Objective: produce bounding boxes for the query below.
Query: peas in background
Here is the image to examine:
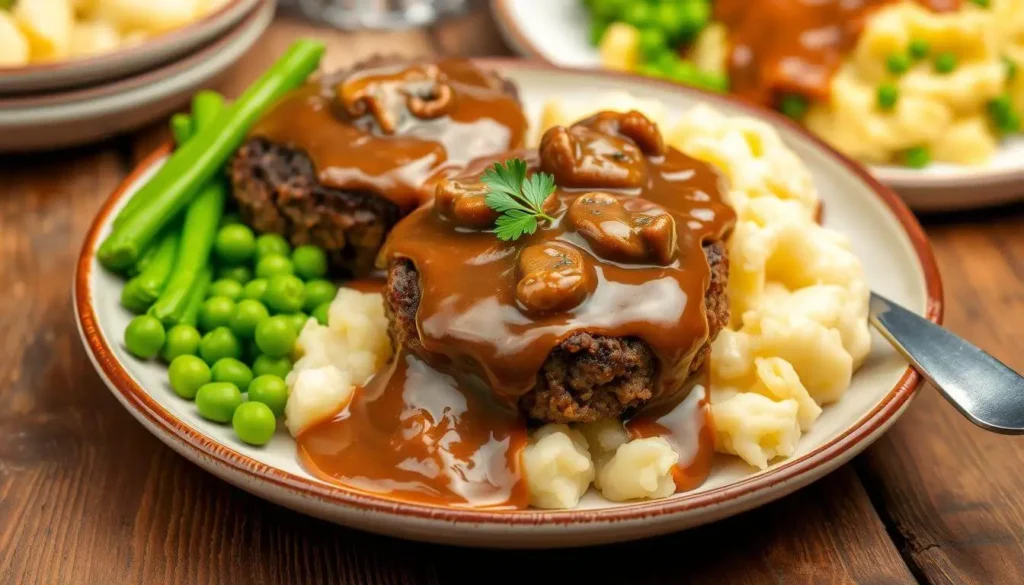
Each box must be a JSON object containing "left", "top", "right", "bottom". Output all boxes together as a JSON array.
[
  {"left": 211, "top": 358, "right": 254, "bottom": 392},
  {"left": 679, "top": 0, "right": 710, "bottom": 40},
  {"left": 253, "top": 355, "right": 292, "bottom": 379},
  {"left": 207, "top": 278, "right": 243, "bottom": 301},
  {"left": 264, "top": 275, "right": 307, "bottom": 314},
  {"left": 886, "top": 53, "right": 910, "bottom": 75},
  {"left": 969, "top": 0, "right": 990, "bottom": 7},
  {"left": 242, "top": 278, "right": 269, "bottom": 301},
  {"left": 168, "top": 355, "right": 211, "bottom": 400},
  {"left": 904, "top": 146, "right": 931, "bottom": 169},
  {"left": 199, "top": 327, "right": 242, "bottom": 365},
  {"left": 933, "top": 52, "right": 957, "bottom": 74},
  {"left": 255, "top": 233, "right": 291, "bottom": 261},
  {"left": 877, "top": 84, "right": 899, "bottom": 111},
  {"left": 292, "top": 245, "right": 329, "bottom": 280},
  {"left": 248, "top": 375, "right": 289, "bottom": 416},
  {"left": 162, "top": 324, "right": 201, "bottom": 362},
  {"left": 908, "top": 39, "right": 930, "bottom": 60},
  {"left": 218, "top": 265, "right": 253, "bottom": 284},
  {"left": 655, "top": 2, "right": 686, "bottom": 42},
  {"left": 256, "top": 254, "right": 294, "bottom": 279},
  {"left": 588, "top": 16, "right": 610, "bottom": 46},
  {"left": 232, "top": 402, "right": 277, "bottom": 446},
  {"left": 125, "top": 315, "right": 166, "bottom": 360},
  {"left": 1004, "top": 57, "right": 1017, "bottom": 81},
  {"left": 254, "top": 316, "right": 298, "bottom": 358},
  {"left": 779, "top": 94, "right": 809, "bottom": 121},
  {"left": 199, "top": 296, "right": 236, "bottom": 332},
  {"left": 230, "top": 299, "right": 271, "bottom": 339},
  {"left": 214, "top": 224, "right": 256, "bottom": 265},
  {"left": 638, "top": 27, "right": 669, "bottom": 62},
  {"left": 590, "top": 0, "right": 628, "bottom": 20},
  {"left": 312, "top": 302, "right": 331, "bottom": 326},
  {"left": 196, "top": 382, "right": 243, "bottom": 423},
  {"left": 622, "top": 2, "right": 654, "bottom": 28}
]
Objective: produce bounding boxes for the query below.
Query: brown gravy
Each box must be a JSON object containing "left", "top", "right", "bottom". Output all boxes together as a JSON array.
[
  {"left": 249, "top": 59, "right": 527, "bottom": 211},
  {"left": 297, "top": 108, "right": 735, "bottom": 508},
  {"left": 716, "top": 0, "right": 961, "bottom": 106}
]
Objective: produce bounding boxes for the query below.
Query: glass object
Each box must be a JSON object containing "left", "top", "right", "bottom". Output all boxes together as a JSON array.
[{"left": 295, "top": 0, "right": 468, "bottom": 29}]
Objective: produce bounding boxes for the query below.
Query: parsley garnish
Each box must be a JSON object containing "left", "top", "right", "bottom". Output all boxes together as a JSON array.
[{"left": 482, "top": 158, "right": 556, "bottom": 242}]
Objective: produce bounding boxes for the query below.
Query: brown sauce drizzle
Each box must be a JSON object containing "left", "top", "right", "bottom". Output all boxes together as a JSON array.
[
  {"left": 249, "top": 59, "right": 527, "bottom": 211},
  {"left": 715, "top": 0, "right": 961, "bottom": 106},
  {"left": 298, "top": 110, "right": 735, "bottom": 508}
]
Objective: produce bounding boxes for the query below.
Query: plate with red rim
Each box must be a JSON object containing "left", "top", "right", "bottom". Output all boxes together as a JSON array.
[
  {"left": 490, "top": 0, "right": 1024, "bottom": 213},
  {"left": 74, "top": 59, "right": 942, "bottom": 548},
  {"left": 0, "top": 0, "right": 261, "bottom": 95}
]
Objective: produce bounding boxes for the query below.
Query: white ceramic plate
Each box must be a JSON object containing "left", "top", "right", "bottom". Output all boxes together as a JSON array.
[
  {"left": 75, "top": 60, "right": 943, "bottom": 549},
  {"left": 0, "top": 0, "right": 260, "bottom": 94},
  {"left": 491, "top": 0, "right": 1024, "bottom": 212},
  {"left": 0, "top": 1, "right": 274, "bottom": 153}
]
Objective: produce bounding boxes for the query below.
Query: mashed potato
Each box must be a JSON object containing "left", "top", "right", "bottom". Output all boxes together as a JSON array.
[{"left": 538, "top": 95, "right": 871, "bottom": 475}]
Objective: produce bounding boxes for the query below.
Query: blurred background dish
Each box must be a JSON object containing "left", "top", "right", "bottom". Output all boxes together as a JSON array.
[
  {"left": 491, "top": 0, "right": 1024, "bottom": 211},
  {"left": 0, "top": 0, "right": 259, "bottom": 94},
  {"left": 0, "top": 0, "right": 273, "bottom": 152},
  {"left": 294, "top": 0, "right": 466, "bottom": 29}
]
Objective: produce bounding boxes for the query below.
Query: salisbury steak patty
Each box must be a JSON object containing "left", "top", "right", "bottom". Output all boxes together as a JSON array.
[
  {"left": 230, "top": 138, "right": 401, "bottom": 276},
  {"left": 385, "top": 241, "right": 729, "bottom": 424}
]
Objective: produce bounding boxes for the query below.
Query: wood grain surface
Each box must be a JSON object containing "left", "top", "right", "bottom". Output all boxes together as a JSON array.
[{"left": 0, "top": 5, "right": 1021, "bottom": 584}]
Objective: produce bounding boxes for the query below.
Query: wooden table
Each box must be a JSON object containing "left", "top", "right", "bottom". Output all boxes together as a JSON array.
[{"left": 3, "top": 8, "right": 1023, "bottom": 584}]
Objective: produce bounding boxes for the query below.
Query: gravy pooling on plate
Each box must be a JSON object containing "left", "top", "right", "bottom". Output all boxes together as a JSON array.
[
  {"left": 297, "top": 109, "right": 736, "bottom": 508},
  {"left": 716, "top": 0, "right": 961, "bottom": 106},
  {"left": 248, "top": 58, "right": 528, "bottom": 212}
]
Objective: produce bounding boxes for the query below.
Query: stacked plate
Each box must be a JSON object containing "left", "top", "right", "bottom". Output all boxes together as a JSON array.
[{"left": 0, "top": 0, "right": 274, "bottom": 152}]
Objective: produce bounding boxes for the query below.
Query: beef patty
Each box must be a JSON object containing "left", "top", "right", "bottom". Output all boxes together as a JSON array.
[
  {"left": 384, "top": 241, "right": 730, "bottom": 424},
  {"left": 228, "top": 58, "right": 522, "bottom": 276}
]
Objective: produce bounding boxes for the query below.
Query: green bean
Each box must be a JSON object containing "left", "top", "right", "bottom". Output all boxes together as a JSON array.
[
  {"left": 170, "top": 114, "right": 194, "bottom": 146},
  {"left": 178, "top": 267, "right": 213, "bottom": 328},
  {"left": 147, "top": 94, "right": 227, "bottom": 326},
  {"left": 125, "top": 240, "right": 158, "bottom": 278},
  {"left": 96, "top": 40, "right": 327, "bottom": 271},
  {"left": 120, "top": 230, "right": 179, "bottom": 314}
]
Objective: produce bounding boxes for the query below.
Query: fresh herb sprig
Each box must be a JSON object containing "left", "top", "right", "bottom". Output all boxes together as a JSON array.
[{"left": 482, "top": 158, "right": 557, "bottom": 242}]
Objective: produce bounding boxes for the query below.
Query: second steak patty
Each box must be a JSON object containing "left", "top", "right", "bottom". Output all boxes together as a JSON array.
[{"left": 384, "top": 241, "right": 730, "bottom": 424}]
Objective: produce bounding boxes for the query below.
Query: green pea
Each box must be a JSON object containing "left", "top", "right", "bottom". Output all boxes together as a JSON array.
[
  {"left": 1004, "top": 56, "right": 1017, "bottom": 81},
  {"left": 655, "top": 2, "right": 686, "bottom": 42},
  {"left": 591, "top": 0, "right": 628, "bottom": 20},
  {"left": 211, "top": 358, "right": 254, "bottom": 392},
  {"left": 311, "top": 302, "right": 330, "bottom": 326},
  {"left": 886, "top": 53, "right": 910, "bottom": 75},
  {"left": 254, "top": 316, "right": 298, "bottom": 358},
  {"left": 988, "top": 94, "right": 1013, "bottom": 124},
  {"left": 218, "top": 265, "right": 253, "bottom": 284},
  {"left": 214, "top": 224, "right": 256, "bottom": 265},
  {"left": 255, "top": 233, "right": 291, "bottom": 261},
  {"left": 933, "top": 52, "right": 957, "bottom": 74},
  {"left": 969, "top": 0, "right": 990, "bottom": 7},
  {"left": 908, "top": 39, "right": 930, "bottom": 60},
  {"left": 161, "top": 324, "right": 201, "bottom": 362},
  {"left": 241, "top": 278, "right": 269, "bottom": 301},
  {"left": 588, "top": 16, "right": 610, "bottom": 46},
  {"left": 638, "top": 27, "right": 668, "bottom": 62},
  {"left": 255, "top": 254, "right": 294, "bottom": 279},
  {"left": 230, "top": 299, "right": 270, "bottom": 339},
  {"left": 199, "top": 296, "right": 236, "bottom": 332},
  {"left": 904, "top": 146, "right": 931, "bottom": 169},
  {"left": 124, "top": 315, "right": 166, "bottom": 359},
  {"left": 168, "top": 355, "right": 211, "bottom": 400},
  {"left": 679, "top": 0, "right": 710, "bottom": 38},
  {"left": 303, "top": 280, "right": 337, "bottom": 312},
  {"left": 622, "top": 2, "right": 654, "bottom": 27},
  {"left": 877, "top": 84, "right": 899, "bottom": 110},
  {"left": 779, "top": 94, "right": 809, "bottom": 121},
  {"left": 285, "top": 313, "right": 310, "bottom": 334},
  {"left": 248, "top": 375, "right": 288, "bottom": 416},
  {"left": 232, "top": 402, "right": 277, "bottom": 446},
  {"left": 196, "top": 382, "right": 243, "bottom": 423},
  {"left": 207, "top": 279, "right": 244, "bottom": 301},
  {"left": 252, "top": 354, "right": 292, "bottom": 379},
  {"left": 264, "top": 274, "right": 306, "bottom": 314},
  {"left": 292, "top": 245, "right": 329, "bottom": 280},
  {"left": 199, "top": 327, "right": 242, "bottom": 365}
]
